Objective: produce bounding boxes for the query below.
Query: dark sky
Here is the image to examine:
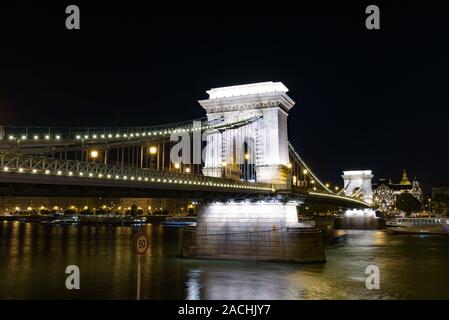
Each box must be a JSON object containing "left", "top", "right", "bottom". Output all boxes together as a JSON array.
[{"left": 0, "top": 2, "right": 448, "bottom": 191}]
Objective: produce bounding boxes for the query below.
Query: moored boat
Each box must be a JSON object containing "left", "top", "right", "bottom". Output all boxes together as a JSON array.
[
  {"left": 161, "top": 216, "right": 196, "bottom": 227},
  {"left": 386, "top": 217, "right": 449, "bottom": 235}
]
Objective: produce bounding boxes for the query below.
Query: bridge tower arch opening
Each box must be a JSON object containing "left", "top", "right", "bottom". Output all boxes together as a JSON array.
[{"left": 199, "top": 81, "right": 295, "bottom": 185}]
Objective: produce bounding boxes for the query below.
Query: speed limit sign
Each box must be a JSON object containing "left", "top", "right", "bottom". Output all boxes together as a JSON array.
[{"left": 133, "top": 232, "right": 149, "bottom": 256}]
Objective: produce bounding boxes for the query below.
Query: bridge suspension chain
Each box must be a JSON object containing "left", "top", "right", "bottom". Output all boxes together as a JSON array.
[
  {"left": 288, "top": 141, "right": 333, "bottom": 194},
  {"left": 1, "top": 115, "right": 263, "bottom": 146}
]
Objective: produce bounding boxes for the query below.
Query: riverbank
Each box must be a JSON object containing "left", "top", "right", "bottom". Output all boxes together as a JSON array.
[{"left": 0, "top": 213, "right": 170, "bottom": 225}]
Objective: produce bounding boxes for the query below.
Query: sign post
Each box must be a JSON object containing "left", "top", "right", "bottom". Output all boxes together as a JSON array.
[{"left": 133, "top": 231, "right": 149, "bottom": 300}]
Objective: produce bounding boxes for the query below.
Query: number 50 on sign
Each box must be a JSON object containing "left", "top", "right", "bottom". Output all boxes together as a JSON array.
[{"left": 134, "top": 232, "right": 149, "bottom": 255}]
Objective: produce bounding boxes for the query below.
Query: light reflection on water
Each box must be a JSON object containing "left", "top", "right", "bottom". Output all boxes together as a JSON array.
[{"left": 1, "top": 222, "right": 449, "bottom": 299}]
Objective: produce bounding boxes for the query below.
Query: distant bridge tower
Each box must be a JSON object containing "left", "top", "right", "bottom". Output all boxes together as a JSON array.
[
  {"left": 198, "top": 81, "right": 295, "bottom": 185},
  {"left": 341, "top": 170, "right": 374, "bottom": 204}
]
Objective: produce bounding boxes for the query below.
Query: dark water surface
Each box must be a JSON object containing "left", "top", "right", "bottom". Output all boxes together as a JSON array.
[{"left": 1, "top": 221, "right": 449, "bottom": 299}]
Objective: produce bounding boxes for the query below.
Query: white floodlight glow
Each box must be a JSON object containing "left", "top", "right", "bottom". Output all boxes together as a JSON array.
[{"left": 207, "top": 81, "right": 288, "bottom": 99}]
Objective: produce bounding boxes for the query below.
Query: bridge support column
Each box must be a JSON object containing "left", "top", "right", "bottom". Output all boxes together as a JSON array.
[{"left": 181, "top": 200, "right": 326, "bottom": 263}]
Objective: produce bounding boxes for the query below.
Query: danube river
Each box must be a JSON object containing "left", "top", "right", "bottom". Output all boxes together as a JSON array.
[{"left": 1, "top": 221, "right": 449, "bottom": 299}]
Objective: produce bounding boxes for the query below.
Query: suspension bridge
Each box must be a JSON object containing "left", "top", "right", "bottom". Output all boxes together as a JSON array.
[
  {"left": 0, "top": 81, "right": 372, "bottom": 262},
  {"left": 0, "top": 82, "right": 369, "bottom": 207}
]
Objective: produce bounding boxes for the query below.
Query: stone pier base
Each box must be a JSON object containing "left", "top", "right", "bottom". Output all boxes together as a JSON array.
[{"left": 181, "top": 201, "right": 326, "bottom": 263}]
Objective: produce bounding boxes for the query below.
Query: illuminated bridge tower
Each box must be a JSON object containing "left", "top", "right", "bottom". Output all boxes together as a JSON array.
[
  {"left": 198, "top": 81, "right": 294, "bottom": 185},
  {"left": 182, "top": 82, "right": 325, "bottom": 263},
  {"left": 342, "top": 170, "right": 374, "bottom": 204},
  {"left": 339, "top": 170, "right": 380, "bottom": 230}
]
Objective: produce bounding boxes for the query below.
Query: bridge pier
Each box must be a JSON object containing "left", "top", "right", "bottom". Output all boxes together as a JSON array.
[
  {"left": 336, "top": 208, "right": 385, "bottom": 229},
  {"left": 181, "top": 200, "right": 326, "bottom": 263}
]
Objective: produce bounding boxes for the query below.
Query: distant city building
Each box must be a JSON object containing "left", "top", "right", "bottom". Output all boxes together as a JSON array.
[{"left": 372, "top": 170, "right": 423, "bottom": 211}]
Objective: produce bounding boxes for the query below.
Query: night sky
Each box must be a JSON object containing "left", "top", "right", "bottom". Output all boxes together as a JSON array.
[{"left": 0, "top": 2, "right": 448, "bottom": 191}]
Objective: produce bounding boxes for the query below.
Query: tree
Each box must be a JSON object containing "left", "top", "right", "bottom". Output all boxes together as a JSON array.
[
  {"left": 396, "top": 193, "right": 421, "bottom": 215},
  {"left": 431, "top": 193, "right": 449, "bottom": 216}
]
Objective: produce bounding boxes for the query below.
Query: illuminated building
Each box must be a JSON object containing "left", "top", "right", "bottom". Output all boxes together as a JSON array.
[{"left": 372, "top": 170, "right": 423, "bottom": 211}]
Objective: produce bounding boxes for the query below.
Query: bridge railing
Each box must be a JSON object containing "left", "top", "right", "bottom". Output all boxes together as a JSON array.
[{"left": 0, "top": 152, "right": 273, "bottom": 192}]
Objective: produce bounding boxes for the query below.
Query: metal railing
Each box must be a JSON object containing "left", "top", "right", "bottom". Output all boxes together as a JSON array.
[{"left": 0, "top": 152, "right": 273, "bottom": 192}]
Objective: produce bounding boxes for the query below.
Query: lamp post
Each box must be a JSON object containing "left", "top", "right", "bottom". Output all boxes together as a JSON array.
[
  {"left": 149, "top": 146, "right": 158, "bottom": 170},
  {"left": 90, "top": 150, "right": 98, "bottom": 163},
  {"left": 221, "top": 161, "right": 227, "bottom": 177},
  {"left": 244, "top": 153, "right": 251, "bottom": 181},
  {"left": 302, "top": 169, "right": 308, "bottom": 187}
]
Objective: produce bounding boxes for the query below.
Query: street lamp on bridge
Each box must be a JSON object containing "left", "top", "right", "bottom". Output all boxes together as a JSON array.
[
  {"left": 90, "top": 150, "right": 98, "bottom": 162},
  {"left": 149, "top": 146, "right": 157, "bottom": 155},
  {"left": 149, "top": 146, "right": 158, "bottom": 170}
]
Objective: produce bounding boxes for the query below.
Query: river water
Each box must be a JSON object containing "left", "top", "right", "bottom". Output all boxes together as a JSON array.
[{"left": 1, "top": 221, "right": 449, "bottom": 299}]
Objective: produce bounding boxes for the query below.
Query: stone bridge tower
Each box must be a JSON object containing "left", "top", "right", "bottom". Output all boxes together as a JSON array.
[
  {"left": 198, "top": 81, "right": 295, "bottom": 185},
  {"left": 341, "top": 170, "right": 374, "bottom": 204}
]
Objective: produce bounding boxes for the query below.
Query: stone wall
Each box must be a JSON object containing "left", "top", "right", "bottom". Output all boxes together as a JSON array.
[{"left": 181, "top": 201, "right": 326, "bottom": 263}]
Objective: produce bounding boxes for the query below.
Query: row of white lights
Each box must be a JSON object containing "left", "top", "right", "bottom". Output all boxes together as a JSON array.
[
  {"left": 9, "top": 134, "right": 62, "bottom": 141},
  {"left": 309, "top": 191, "right": 370, "bottom": 206},
  {"left": 1, "top": 166, "right": 270, "bottom": 191},
  {"left": 6, "top": 117, "right": 258, "bottom": 142}
]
